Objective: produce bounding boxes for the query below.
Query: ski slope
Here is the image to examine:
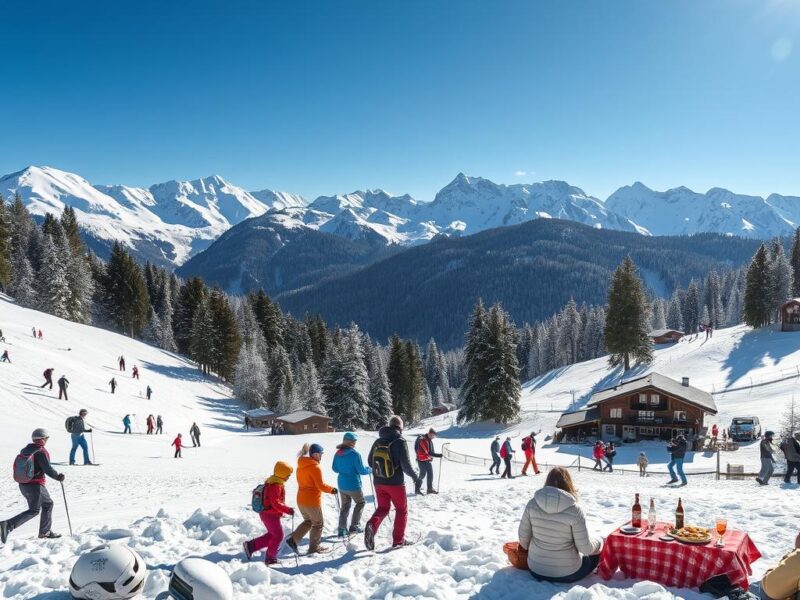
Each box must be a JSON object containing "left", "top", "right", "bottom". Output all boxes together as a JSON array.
[{"left": 1, "top": 297, "right": 799, "bottom": 599}]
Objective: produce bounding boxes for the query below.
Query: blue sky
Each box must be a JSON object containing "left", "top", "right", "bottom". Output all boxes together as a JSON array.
[{"left": 2, "top": 0, "right": 800, "bottom": 200}]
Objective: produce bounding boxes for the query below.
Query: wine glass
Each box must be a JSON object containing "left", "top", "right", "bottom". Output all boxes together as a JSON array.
[{"left": 715, "top": 518, "right": 727, "bottom": 547}]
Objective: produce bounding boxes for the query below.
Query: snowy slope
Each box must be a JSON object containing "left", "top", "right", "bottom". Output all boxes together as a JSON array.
[
  {"left": 606, "top": 182, "right": 797, "bottom": 238},
  {"left": 0, "top": 298, "right": 798, "bottom": 599}
]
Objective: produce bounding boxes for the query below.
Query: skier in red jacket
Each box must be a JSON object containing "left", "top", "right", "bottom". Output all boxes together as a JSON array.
[
  {"left": 172, "top": 434, "right": 183, "bottom": 458},
  {"left": 243, "top": 461, "right": 294, "bottom": 564},
  {"left": 592, "top": 441, "right": 606, "bottom": 470},
  {"left": 521, "top": 432, "right": 541, "bottom": 475}
]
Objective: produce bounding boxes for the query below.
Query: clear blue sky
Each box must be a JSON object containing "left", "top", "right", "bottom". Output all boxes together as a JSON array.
[{"left": 2, "top": 0, "right": 800, "bottom": 200}]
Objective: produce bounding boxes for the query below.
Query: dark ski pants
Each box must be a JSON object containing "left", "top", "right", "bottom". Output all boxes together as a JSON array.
[
  {"left": 338, "top": 489, "right": 366, "bottom": 531},
  {"left": 785, "top": 461, "right": 800, "bottom": 484},
  {"left": 490, "top": 455, "right": 501, "bottom": 474},
  {"left": 41, "top": 379, "right": 52, "bottom": 389},
  {"left": 530, "top": 554, "right": 600, "bottom": 583},
  {"left": 69, "top": 434, "right": 90, "bottom": 464},
  {"left": 367, "top": 484, "right": 408, "bottom": 546},
  {"left": 156, "top": 425, "right": 162, "bottom": 434},
  {"left": 174, "top": 448, "right": 182, "bottom": 458},
  {"left": 248, "top": 512, "right": 283, "bottom": 561},
  {"left": 58, "top": 386, "right": 68, "bottom": 400},
  {"left": 191, "top": 434, "right": 200, "bottom": 447},
  {"left": 417, "top": 460, "right": 434, "bottom": 492},
  {"left": 501, "top": 456, "right": 513, "bottom": 478},
  {"left": 8, "top": 483, "right": 53, "bottom": 536},
  {"left": 123, "top": 425, "right": 132, "bottom": 434}
]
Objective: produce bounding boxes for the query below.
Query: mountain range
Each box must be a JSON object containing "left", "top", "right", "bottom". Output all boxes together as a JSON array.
[{"left": 4, "top": 165, "right": 800, "bottom": 270}]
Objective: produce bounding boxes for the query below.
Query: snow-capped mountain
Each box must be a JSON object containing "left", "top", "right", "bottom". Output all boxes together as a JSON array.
[{"left": 606, "top": 182, "right": 797, "bottom": 238}]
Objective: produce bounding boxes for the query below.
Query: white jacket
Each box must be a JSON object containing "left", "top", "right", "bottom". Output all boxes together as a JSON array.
[{"left": 518, "top": 486, "right": 602, "bottom": 578}]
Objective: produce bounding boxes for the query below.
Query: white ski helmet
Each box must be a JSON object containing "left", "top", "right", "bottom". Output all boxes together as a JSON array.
[
  {"left": 69, "top": 544, "right": 146, "bottom": 599},
  {"left": 168, "top": 558, "right": 232, "bottom": 600}
]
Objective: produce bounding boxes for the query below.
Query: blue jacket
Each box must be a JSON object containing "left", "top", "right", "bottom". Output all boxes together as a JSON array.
[
  {"left": 332, "top": 445, "right": 371, "bottom": 492},
  {"left": 123, "top": 416, "right": 131, "bottom": 426}
]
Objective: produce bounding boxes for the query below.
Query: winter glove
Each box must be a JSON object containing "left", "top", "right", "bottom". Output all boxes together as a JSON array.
[
  {"left": 330, "top": 488, "right": 338, "bottom": 495},
  {"left": 288, "top": 508, "right": 295, "bottom": 516},
  {"left": 57, "top": 473, "right": 65, "bottom": 481}
]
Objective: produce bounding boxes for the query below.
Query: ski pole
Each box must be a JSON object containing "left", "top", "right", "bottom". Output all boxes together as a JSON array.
[
  {"left": 291, "top": 513, "right": 299, "bottom": 567},
  {"left": 89, "top": 430, "right": 96, "bottom": 464},
  {"left": 369, "top": 474, "right": 377, "bottom": 509},
  {"left": 437, "top": 443, "right": 448, "bottom": 492},
  {"left": 60, "top": 481, "right": 73, "bottom": 536}
]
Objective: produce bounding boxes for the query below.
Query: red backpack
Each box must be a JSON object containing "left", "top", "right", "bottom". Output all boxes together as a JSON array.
[
  {"left": 500, "top": 443, "right": 508, "bottom": 459},
  {"left": 12, "top": 449, "right": 40, "bottom": 483}
]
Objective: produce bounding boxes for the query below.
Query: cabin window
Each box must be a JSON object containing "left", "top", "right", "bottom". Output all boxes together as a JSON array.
[
  {"left": 639, "top": 393, "right": 647, "bottom": 404},
  {"left": 674, "top": 411, "right": 687, "bottom": 422},
  {"left": 610, "top": 408, "right": 622, "bottom": 419},
  {"left": 304, "top": 424, "right": 308, "bottom": 431},
  {"left": 650, "top": 394, "right": 660, "bottom": 405},
  {"left": 639, "top": 427, "right": 654, "bottom": 435},
  {"left": 638, "top": 410, "right": 655, "bottom": 421},
  {"left": 313, "top": 423, "right": 319, "bottom": 430}
]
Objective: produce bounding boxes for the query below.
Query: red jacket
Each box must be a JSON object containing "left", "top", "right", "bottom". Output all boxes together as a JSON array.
[
  {"left": 172, "top": 436, "right": 182, "bottom": 449},
  {"left": 522, "top": 436, "right": 534, "bottom": 458},
  {"left": 263, "top": 482, "right": 293, "bottom": 517},
  {"left": 593, "top": 444, "right": 605, "bottom": 460}
]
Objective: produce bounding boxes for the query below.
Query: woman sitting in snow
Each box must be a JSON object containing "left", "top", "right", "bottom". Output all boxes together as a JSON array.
[{"left": 518, "top": 466, "right": 603, "bottom": 583}]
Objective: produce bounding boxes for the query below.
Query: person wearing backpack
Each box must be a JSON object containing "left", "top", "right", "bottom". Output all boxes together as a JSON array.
[
  {"left": 68, "top": 409, "right": 93, "bottom": 466},
  {"left": 414, "top": 428, "right": 442, "bottom": 495},
  {"left": 364, "top": 415, "right": 422, "bottom": 551},
  {"left": 122, "top": 414, "right": 132, "bottom": 434},
  {"left": 156, "top": 415, "right": 163, "bottom": 435},
  {"left": 1, "top": 428, "right": 65, "bottom": 543},
  {"left": 490, "top": 436, "right": 502, "bottom": 475},
  {"left": 57, "top": 375, "right": 69, "bottom": 400},
  {"left": 146, "top": 415, "right": 155, "bottom": 435},
  {"left": 286, "top": 443, "right": 337, "bottom": 555},
  {"left": 332, "top": 432, "right": 372, "bottom": 537},
  {"left": 41, "top": 368, "right": 54, "bottom": 389},
  {"left": 603, "top": 441, "right": 617, "bottom": 472},
  {"left": 1, "top": 349, "right": 10, "bottom": 363},
  {"left": 521, "top": 432, "right": 541, "bottom": 476},
  {"left": 108, "top": 377, "right": 117, "bottom": 394},
  {"left": 190, "top": 422, "right": 201, "bottom": 446},
  {"left": 243, "top": 461, "right": 294, "bottom": 565},
  {"left": 500, "top": 437, "right": 515, "bottom": 479}
]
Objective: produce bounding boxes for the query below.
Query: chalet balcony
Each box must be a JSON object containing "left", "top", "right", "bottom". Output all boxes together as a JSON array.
[
  {"left": 635, "top": 416, "right": 688, "bottom": 426},
  {"left": 630, "top": 402, "right": 668, "bottom": 411}
]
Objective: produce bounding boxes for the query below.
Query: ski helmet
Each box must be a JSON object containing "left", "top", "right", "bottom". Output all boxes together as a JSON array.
[
  {"left": 69, "top": 544, "right": 146, "bottom": 599},
  {"left": 168, "top": 558, "right": 232, "bottom": 600},
  {"left": 31, "top": 428, "right": 49, "bottom": 440}
]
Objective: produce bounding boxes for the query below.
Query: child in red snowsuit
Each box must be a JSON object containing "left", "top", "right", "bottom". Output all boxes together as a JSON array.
[
  {"left": 244, "top": 461, "right": 294, "bottom": 564},
  {"left": 172, "top": 434, "right": 183, "bottom": 458}
]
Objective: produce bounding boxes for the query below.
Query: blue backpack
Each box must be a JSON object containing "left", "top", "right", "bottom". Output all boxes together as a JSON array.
[
  {"left": 12, "top": 449, "right": 40, "bottom": 483},
  {"left": 251, "top": 484, "right": 266, "bottom": 512}
]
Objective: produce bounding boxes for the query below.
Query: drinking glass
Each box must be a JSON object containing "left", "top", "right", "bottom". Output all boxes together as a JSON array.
[{"left": 715, "top": 518, "right": 727, "bottom": 547}]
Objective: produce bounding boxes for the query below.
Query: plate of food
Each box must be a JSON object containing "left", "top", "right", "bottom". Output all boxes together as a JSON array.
[
  {"left": 620, "top": 526, "right": 642, "bottom": 535},
  {"left": 670, "top": 526, "right": 712, "bottom": 544}
]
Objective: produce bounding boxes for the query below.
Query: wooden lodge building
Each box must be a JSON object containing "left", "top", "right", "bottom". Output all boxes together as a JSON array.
[
  {"left": 780, "top": 298, "right": 800, "bottom": 332},
  {"left": 274, "top": 410, "right": 334, "bottom": 435},
  {"left": 649, "top": 328, "right": 684, "bottom": 344},
  {"left": 556, "top": 373, "right": 717, "bottom": 443}
]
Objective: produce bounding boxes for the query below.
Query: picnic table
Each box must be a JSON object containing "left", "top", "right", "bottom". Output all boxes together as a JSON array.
[{"left": 598, "top": 522, "right": 761, "bottom": 589}]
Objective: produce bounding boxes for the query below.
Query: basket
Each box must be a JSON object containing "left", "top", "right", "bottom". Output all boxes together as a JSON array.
[{"left": 503, "top": 541, "right": 528, "bottom": 570}]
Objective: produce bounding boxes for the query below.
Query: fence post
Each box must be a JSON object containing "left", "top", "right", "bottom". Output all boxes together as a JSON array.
[
  {"left": 716, "top": 448, "right": 720, "bottom": 481},
  {"left": 578, "top": 455, "right": 581, "bottom": 472}
]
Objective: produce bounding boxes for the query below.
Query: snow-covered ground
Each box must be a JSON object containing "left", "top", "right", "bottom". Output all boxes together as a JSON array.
[{"left": 1, "top": 297, "right": 799, "bottom": 599}]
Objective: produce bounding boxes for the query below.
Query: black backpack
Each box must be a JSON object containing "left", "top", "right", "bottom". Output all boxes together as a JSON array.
[{"left": 65, "top": 416, "right": 78, "bottom": 433}]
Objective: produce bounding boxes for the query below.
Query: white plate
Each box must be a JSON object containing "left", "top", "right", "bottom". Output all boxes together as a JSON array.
[{"left": 620, "top": 526, "right": 642, "bottom": 535}]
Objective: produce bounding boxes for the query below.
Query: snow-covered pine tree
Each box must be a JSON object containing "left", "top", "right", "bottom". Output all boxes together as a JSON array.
[
  {"left": 322, "top": 324, "right": 369, "bottom": 430},
  {"left": 0, "top": 194, "right": 11, "bottom": 288},
  {"left": 102, "top": 242, "right": 150, "bottom": 337},
  {"left": 791, "top": 228, "right": 800, "bottom": 298},
  {"left": 605, "top": 256, "right": 653, "bottom": 371},
  {"left": 154, "top": 276, "right": 177, "bottom": 352},
  {"left": 743, "top": 244, "right": 772, "bottom": 328},
  {"left": 9, "top": 245, "right": 36, "bottom": 307},
  {"left": 65, "top": 244, "right": 94, "bottom": 324},
  {"left": 386, "top": 335, "right": 408, "bottom": 417},
  {"left": 249, "top": 289, "right": 284, "bottom": 350},
  {"left": 235, "top": 299, "right": 268, "bottom": 356},
  {"left": 780, "top": 397, "right": 800, "bottom": 440},
  {"left": 700, "top": 305, "right": 710, "bottom": 329},
  {"left": 297, "top": 360, "right": 326, "bottom": 415},
  {"left": 768, "top": 239, "right": 793, "bottom": 315},
  {"left": 683, "top": 281, "right": 701, "bottom": 335},
  {"left": 724, "top": 286, "right": 742, "bottom": 326},
  {"left": 458, "top": 299, "right": 489, "bottom": 423},
  {"left": 366, "top": 347, "right": 393, "bottom": 429},
  {"left": 36, "top": 234, "right": 72, "bottom": 319},
  {"left": 480, "top": 303, "right": 521, "bottom": 423},
  {"left": 704, "top": 271, "right": 724, "bottom": 328},
  {"left": 233, "top": 342, "right": 269, "bottom": 409},
  {"left": 267, "top": 345, "right": 294, "bottom": 411},
  {"left": 650, "top": 299, "right": 667, "bottom": 331},
  {"left": 305, "top": 314, "right": 329, "bottom": 370},
  {"left": 190, "top": 297, "right": 216, "bottom": 375},
  {"left": 420, "top": 383, "right": 433, "bottom": 420},
  {"left": 666, "top": 291, "right": 684, "bottom": 330},
  {"left": 207, "top": 289, "right": 241, "bottom": 381},
  {"left": 558, "top": 299, "right": 581, "bottom": 364},
  {"left": 174, "top": 277, "right": 207, "bottom": 355},
  {"left": 144, "top": 306, "right": 163, "bottom": 346},
  {"left": 277, "top": 384, "right": 301, "bottom": 416}
]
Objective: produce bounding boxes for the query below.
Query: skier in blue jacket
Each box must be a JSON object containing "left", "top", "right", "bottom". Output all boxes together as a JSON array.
[{"left": 331, "top": 431, "right": 372, "bottom": 537}]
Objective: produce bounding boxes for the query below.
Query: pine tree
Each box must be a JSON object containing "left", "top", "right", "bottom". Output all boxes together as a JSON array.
[
  {"left": 9, "top": 245, "right": 36, "bottom": 306},
  {"left": 482, "top": 303, "right": 521, "bottom": 423},
  {"left": 174, "top": 278, "right": 207, "bottom": 354},
  {"left": 558, "top": 299, "right": 582, "bottom": 364},
  {"left": 650, "top": 299, "right": 667, "bottom": 331},
  {"left": 102, "top": 242, "right": 150, "bottom": 337},
  {"left": 305, "top": 315, "right": 329, "bottom": 370},
  {"left": 404, "top": 341, "right": 426, "bottom": 423},
  {"left": 743, "top": 244, "right": 772, "bottom": 328},
  {"left": 458, "top": 299, "right": 489, "bottom": 423},
  {"left": 704, "top": 271, "right": 724, "bottom": 328},
  {"left": 666, "top": 291, "right": 684, "bottom": 331},
  {"left": 60, "top": 206, "right": 83, "bottom": 256},
  {"left": 267, "top": 345, "right": 293, "bottom": 411},
  {"left": 322, "top": 324, "right": 369, "bottom": 430},
  {"left": 207, "top": 289, "right": 241, "bottom": 381},
  {"left": 297, "top": 360, "right": 325, "bottom": 414},
  {"left": 780, "top": 397, "right": 800, "bottom": 440},
  {"left": 0, "top": 195, "right": 11, "bottom": 288},
  {"left": 791, "top": 228, "right": 800, "bottom": 297},
  {"left": 386, "top": 335, "right": 407, "bottom": 417},
  {"left": 605, "top": 256, "right": 653, "bottom": 371},
  {"left": 683, "top": 281, "right": 701, "bottom": 335},
  {"left": 768, "top": 239, "right": 793, "bottom": 315},
  {"left": 65, "top": 247, "right": 94, "bottom": 324},
  {"left": 36, "top": 234, "right": 72, "bottom": 319},
  {"left": 233, "top": 342, "right": 269, "bottom": 409},
  {"left": 367, "top": 347, "right": 393, "bottom": 429},
  {"left": 249, "top": 290, "right": 284, "bottom": 349},
  {"left": 190, "top": 297, "right": 216, "bottom": 375}
]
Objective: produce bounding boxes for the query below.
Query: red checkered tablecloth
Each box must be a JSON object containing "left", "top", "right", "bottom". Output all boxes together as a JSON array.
[{"left": 598, "top": 522, "right": 762, "bottom": 589}]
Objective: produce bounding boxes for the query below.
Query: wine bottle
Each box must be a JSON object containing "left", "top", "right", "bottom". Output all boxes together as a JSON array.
[
  {"left": 675, "top": 497, "right": 684, "bottom": 530},
  {"left": 632, "top": 493, "right": 642, "bottom": 528},
  {"left": 647, "top": 497, "right": 656, "bottom": 532}
]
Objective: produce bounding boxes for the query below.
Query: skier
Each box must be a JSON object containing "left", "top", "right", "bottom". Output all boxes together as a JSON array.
[
  {"left": 190, "top": 422, "right": 201, "bottom": 447},
  {"left": 521, "top": 431, "right": 541, "bottom": 476},
  {"left": 332, "top": 432, "right": 372, "bottom": 537},
  {"left": 41, "top": 368, "right": 54, "bottom": 389},
  {"left": 490, "top": 436, "right": 501, "bottom": 475},
  {"left": 780, "top": 432, "right": 800, "bottom": 484},
  {"left": 364, "top": 415, "right": 422, "bottom": 550},
  {"left": 243, "top": 461, "right": 294, "bottom": 565},
  {"left": 68, "top": 409, "right": 93, "bottom": 465},
  {"left": 146, "top": 415, "right": 155, "bottom": 435},
  {"left": 603, "top": 441, "right": 617, "bottom": 472},
  {"left": 500, "top": 436, "right": 515, "bottom": 479},
  {"left": 146, "top": 385, "right": 152, "bottom": 400},
  {"left": 637, "top": 451, "right": 648, "bottom": 477},
  {"left": 592, "top": 441, "right": 605, "bottom": 471},
  {"left": 156, "top": 415, "right": 163, "bottom": 435},
  {"left": 31, "top": 326, "right": 36, "bottom": 338},
  {"left": 286, "top": 443, "right": 337, "bottom": 555},
  {"left": 118, "top": 355, "right": 126, "bottom": 371},
  {"left": 0, "top": 428, "right": 65, "bottom": 543},
  {"left": 414, "top": 428, "right": 442, "bottom": 494},
  {"left": 109, "top": 377, "right": 117, "bottom": 394},
  {"left": 244, "top": 415, "right": 251, "bottom": 431},
  {"left": 122, "top": 414, "right": 132, "bottom": 434},
  {"left": 172, "top": 433, "right": 183, "bottom": 458},
  {"left": 0, "top": 349, "right": 9, "bottom": 363},
  {"left": 57, "top": 375, "right": 69, "bottom": 401},
  {"left": 757, "top": 431, "right": 777, "bottom": 486},
  {"left": 37, "top": 329, "right": 42, "bottom": 340},
  {"left": 711, "top": 423, "right": 719, "bottom": 440},
  {"left": 666, "top": 434, "right": 688, "bottom": 486},
  {"left": 0, "top": 328, "right": 4, "bottom": 342},
  {"left": 132, "top": 365, "right": 139, "bottom": 380}
]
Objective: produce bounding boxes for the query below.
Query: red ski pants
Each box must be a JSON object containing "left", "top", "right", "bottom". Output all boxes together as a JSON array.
[
  {"left": 522, "top": 453, "right": 540, "bottom": 474},
  {"left": 249, "top": 513, "right": 283, "bottom": 561},
  {"left": 368, "top": 484, "right": 408, "bottom": 545}
]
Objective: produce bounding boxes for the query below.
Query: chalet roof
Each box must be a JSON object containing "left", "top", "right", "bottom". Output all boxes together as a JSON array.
[
  {"left": 243, "top": 408, "right": 275, "bottom": 418},
  {"left": 276, "top": 410, "right": 331, "bottom": 424},
  {"left": 556, "top": 407, "right": 600, "bottom": 429},
  {"left": 588, "top": 372, "right": 717, "bottom": 414},
  {"left": 781, "top": 298, "right": 800, "bottom": 306},
  {"left": 649, "top": 328, "right": 684, "bottom": 337}
]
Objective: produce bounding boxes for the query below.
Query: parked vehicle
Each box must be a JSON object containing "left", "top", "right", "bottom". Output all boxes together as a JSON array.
[{"left": 729, "top": 417, "right": 762, "bottom": 441}]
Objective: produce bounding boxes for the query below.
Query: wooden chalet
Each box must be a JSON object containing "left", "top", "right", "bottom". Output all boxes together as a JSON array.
[
  {"left": 273, "top": 410, "right": 333, "bottom": 435},
  {"left": 780, "top": 298, "right": 800, "bottom": 331},
  {"left": 431, "top": 403, "right": 456, "bottom": 417},
  {"left": 243, "top": 408, "right": 276, "bottom": 429},
  {"left": 649, "top": 328, "right": 684, "bottom": 344},
  {"left": 557, "top": 373, "right": 717, "bottom": 443}
]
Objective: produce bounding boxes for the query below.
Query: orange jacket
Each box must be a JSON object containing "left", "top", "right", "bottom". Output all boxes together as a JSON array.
[{"left": 296, "top": 455, "right": 334, "bottom": 507}]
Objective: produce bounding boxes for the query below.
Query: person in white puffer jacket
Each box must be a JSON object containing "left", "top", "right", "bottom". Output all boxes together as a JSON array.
[{"left": 518, "top": 467, "right": 603, "bottom": 583}]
